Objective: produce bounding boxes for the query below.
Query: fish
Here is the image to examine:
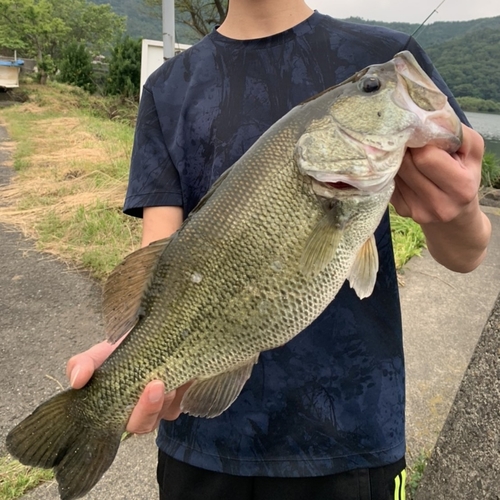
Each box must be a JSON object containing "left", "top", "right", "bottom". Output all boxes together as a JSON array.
[{"left": 6, "top": 51, "right": 462, "bottom": 500}]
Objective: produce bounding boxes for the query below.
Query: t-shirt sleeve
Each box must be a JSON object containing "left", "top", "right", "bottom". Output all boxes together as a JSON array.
[{"left": 123, "top": 87, "right": 183, "bottom": 219}]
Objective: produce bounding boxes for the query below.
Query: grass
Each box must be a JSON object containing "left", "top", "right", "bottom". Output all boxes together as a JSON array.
[
  {"left": 0, "top": 82, "right": 142, "bottom": 280},
  {"left": 406, "top": 449, "right": 431, "bottom": 499},
  {"left": 480, "top": 151, "right": 500, "bottom": 188},
  {"left": 0, "top": 456, "right": 53, "bottom": 500},
  {"left": 390, "top": 206, "right": 426, "bottom": 270}
]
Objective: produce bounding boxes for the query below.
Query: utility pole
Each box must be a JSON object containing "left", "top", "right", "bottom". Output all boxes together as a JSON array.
[{"left": 162, "top": 0, "right": 175, "bottom": 60}]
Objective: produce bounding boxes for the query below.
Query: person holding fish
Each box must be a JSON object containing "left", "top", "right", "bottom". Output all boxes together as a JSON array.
[{"left": 8, "top": 1, "right": 491, "bottom": 499}]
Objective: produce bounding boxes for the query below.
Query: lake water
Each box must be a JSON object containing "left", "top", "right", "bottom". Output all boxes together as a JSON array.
[{"left": 465, "top": 112, "right": 500, "bottom": 157}]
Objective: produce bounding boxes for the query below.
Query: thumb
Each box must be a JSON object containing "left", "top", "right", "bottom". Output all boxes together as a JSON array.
[{"left": 126, "top": 381, "right": 171, "bottom": 434}]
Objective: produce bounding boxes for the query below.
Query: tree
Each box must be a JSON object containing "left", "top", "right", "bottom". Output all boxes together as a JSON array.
[
  {"left": 0, "top": 0, "right": 69, "bottom": 61},
  {"left": 106, "top": 36, "right": 142, "bottom": 100},
  {"left": 0, "top": 0, "right": 125, "bottom": 67},
  {"left": 143, "top": 0, "right": 228, "bottom": 38},
  {"left": 50, "top": 0, "right": 126, "bottom": 56},
  {"left": 59, "top": 42, "right": 96, "bottom": 93}
]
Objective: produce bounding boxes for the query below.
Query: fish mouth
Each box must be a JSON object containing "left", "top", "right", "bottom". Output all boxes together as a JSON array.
[
  {"left": 324, "top": 181, "right": 357, "bottom": 190},
  {"left": 310, "top": 171, "right": 395, "bottom": 194},
  {"left": 392, "top": 52, "right": 463, "bottom": 152}
]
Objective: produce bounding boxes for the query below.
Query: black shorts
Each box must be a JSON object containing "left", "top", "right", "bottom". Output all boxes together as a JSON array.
[{"left": 157, "top": 450, "right": 406, "bottom": 500}]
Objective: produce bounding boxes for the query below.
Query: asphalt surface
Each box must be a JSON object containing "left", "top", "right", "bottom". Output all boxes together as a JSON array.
[{"left": 0, "top": 121, "right": 499, "bottom": 499}]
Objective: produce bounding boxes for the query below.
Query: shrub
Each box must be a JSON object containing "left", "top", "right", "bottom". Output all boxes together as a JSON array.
[
  {"left": 106, "top": 36, "right": 142, "bottom": 100},
  {"left": 59, "top": 42, "right": 96, "bottom": 93}
]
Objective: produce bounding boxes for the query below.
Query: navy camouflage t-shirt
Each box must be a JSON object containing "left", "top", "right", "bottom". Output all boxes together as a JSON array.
[{"left": 124, "top": 12, "right": 466, "bottom": 477}]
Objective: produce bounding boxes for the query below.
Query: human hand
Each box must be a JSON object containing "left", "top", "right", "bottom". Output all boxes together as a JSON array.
[
  {"left": 391, "top": 124, "right": 484, "bottom": 224},
  {"left": 391, "top": 124, "right": 490, "bottom": 272},
  {"left": 67, "top": 341, "right": 190, "bottom": 433}
]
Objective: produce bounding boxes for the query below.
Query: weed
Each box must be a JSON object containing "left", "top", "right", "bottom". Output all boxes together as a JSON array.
[
  {"left": 481, "top": 151, "right": 500, "bottom": 188},
  {"left": 389, "top": 206, "right": 426, "bottom": 270},
  {"left": 0, "top": 456, "right": 53, "bottom": 500},
  {"left": 406, "top": 449, "right": 431, "bottom": 499}
]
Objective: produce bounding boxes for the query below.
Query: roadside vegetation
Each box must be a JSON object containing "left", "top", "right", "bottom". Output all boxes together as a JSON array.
[
  {"left": 0, "top": 457, "right": 53, "bottom": 500},
  {"left": 0, "top": 82, "right": 142, "bottom": 280},
  {"left": 481, "top": 151, "right": 500, "bottom": 189},
  {"left": 406, "top": 449, "right": 432, "bottom": 500}
]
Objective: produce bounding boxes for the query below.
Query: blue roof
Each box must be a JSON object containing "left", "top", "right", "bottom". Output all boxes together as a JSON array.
[{"left": 0, "top": 60, "right": 24, "bottom": 67}]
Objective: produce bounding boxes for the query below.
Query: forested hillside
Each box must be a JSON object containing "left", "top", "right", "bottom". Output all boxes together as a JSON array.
[
  {"left": 427, "top": 28, "right": 500, "bottom": 101},
  {"left": 344, "top": 15, "right": 500, "bottom": 49},
  {"left": 90, "top": 0, "right": 199, "bottom": 44}
]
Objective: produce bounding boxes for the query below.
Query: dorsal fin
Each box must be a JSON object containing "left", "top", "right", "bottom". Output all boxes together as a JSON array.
[{"left": 103, "top": 237, "right": 171, "bottom": 343}]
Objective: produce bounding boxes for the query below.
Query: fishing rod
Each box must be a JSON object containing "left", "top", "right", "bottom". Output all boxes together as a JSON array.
[{"left": 411, "top": 0, "right": 447, "bottom": 38}]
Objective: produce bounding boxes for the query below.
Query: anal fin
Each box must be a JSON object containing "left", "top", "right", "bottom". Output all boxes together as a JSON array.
[{"left": 180, "top": 354, "right": 260, "bottom": 418}]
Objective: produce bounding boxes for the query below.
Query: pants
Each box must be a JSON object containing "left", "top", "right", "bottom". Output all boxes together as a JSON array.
[{"left": 157, "top": 450, "right": 406, "bottom": 500}]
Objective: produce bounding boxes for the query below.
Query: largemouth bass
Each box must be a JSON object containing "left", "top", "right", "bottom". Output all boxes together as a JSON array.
[{"left": 6, "top": 51, "right": 462, "bottom": 500}]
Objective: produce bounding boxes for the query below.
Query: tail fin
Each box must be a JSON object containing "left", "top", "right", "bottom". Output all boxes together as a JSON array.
[{"left": 6, "top": 389, "right": 122, "bottom": 500}]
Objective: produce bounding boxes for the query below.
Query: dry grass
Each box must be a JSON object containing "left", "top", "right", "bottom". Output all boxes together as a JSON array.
[{"left": 0, "top": 84, "right": 141, "bottom": 279}]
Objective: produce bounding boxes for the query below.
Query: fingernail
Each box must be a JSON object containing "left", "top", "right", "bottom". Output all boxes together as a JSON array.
[
  {"left": 70, "top": 366, "right": 80, "bottom": 388},
  {"left": 148, "top": 384, "right": 163, "bottom": 404}
]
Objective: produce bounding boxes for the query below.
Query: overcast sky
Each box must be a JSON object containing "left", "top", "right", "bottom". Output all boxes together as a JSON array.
[{"left": 307, "top": 0, "right": 500, "bottom": 23}]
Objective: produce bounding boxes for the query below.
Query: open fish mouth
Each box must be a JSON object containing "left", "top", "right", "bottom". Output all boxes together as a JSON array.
[
  {"left": 392, "top": 52, "right": 463, "bottom": 152},
  {"left": 325, "top": 181, "right": 357, "bottom": 190},
  {"left": 310, "top": 170, "right": 396, "bottom": 194}
]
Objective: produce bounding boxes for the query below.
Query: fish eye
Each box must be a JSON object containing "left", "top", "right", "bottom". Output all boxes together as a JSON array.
[{"left": 360, "top": 76, "right": 381, "bottom": 93}]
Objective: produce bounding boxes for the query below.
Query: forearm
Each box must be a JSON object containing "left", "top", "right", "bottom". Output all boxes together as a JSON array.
[
  {"left": 142, "top": 206, "right": 183, "bottom": 247},
  {"left": 421, "top": 197, "right": 491, "bottom": 273}
]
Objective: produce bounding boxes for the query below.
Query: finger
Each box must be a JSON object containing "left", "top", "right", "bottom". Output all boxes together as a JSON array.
[
  {"left": 126, "top": 381, "right": 170, "bottom": 434},
  {"left": 161, "top": 381, "right": 192, "bottom": 421},
  {"left": 399, "top": 147, "right": 453, "bottom": 193},
  {"left": 390, "top": 176, "right": 412, "bottom": 218},
  {"left": 66, "top": 341, "right": 116, "bottom": 389},
  {"left": 457, "top": 125, "right": 484, "bottom": 163}
]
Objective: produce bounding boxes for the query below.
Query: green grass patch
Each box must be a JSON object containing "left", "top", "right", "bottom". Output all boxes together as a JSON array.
[
  {"left": 35, "top": 201, "right": 141, "bottom": 280},
  {"left": 0, "top": 456, "right": 53, "bottom": 500},
  {"left": 390, "top": 206, "right": 426, "bottom": 270},
  {"left": 481, "top": 151, "right": 500, "bottom": 188},
  {"left": 406, "top": 449, "right": 431, "bottom": 499}
]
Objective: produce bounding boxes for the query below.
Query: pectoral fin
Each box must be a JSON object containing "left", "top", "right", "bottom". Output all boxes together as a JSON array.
[
  {"left": 180, "top": 354, "right": 260, "bottom": 418},
  {"left": 347, "top": 235, "right": 379, "bottom": 299},
  {"left": 300, "top": 215, "right": 344, "bottom": 277},
  {"left": 103, "top": 237, "right": 171, "bottom": 343}
]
